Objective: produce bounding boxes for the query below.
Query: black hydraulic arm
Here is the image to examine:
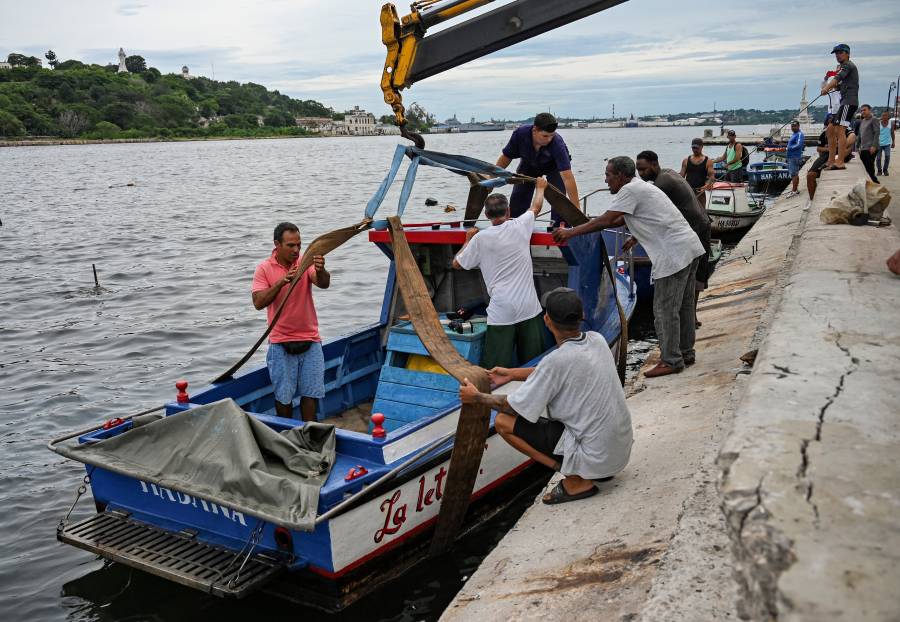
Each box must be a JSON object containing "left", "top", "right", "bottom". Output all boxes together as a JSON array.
[
  {"left": 407, "top": 0, "right": 627, "bottom": 84},
  {"left": 381, "top": 0, "right": 628, "bottom": 143}
]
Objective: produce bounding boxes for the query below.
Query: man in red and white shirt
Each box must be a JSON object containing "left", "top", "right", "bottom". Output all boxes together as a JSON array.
[{"left": 252, "top": 222, "right": 330, "bottom": 421}]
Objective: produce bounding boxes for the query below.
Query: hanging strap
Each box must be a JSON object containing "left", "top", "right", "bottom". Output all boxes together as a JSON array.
[
  {"left": 365, "top": 145, "right": 407, "bottom": 219},
  {"left": 385, "top": 215, "right": 492, "bottom": 556}
]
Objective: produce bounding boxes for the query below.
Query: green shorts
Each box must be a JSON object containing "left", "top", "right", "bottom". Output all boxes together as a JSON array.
[{"left": 481, "top": 313, "right": 546, "bottom": 369}]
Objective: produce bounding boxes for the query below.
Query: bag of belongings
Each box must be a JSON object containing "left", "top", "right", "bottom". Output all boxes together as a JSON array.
[{"left": 820, "top": 180, "right": 891, "bottom": 225}]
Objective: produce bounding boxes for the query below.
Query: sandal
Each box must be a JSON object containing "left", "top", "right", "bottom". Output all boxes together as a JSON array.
[{"left": 542, "top": 481, "right": 598, "bottom": 505}]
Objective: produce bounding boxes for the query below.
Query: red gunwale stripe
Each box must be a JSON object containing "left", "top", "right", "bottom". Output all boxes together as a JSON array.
[
  {"left": 307, "top": 459, "right": 534, "bottom": 579},
  {"left": 368, "top": 229, "right": 561, "bottom": 246}
]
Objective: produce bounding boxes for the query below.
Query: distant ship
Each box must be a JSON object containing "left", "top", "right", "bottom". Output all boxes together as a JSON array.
[
  {"left": 434, "top": 115, "right": 504, "bottom": 133},
  {"left": 624, "top": 114, "right": 639, "bottom": 128}
]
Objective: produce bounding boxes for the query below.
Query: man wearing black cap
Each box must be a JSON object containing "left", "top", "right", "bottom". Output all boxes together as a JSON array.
[
  {"left": 459, "top": 287, "right": 633, "bottom": 505},
  {"left": 821, "top": 44, "right": 858, "bottom": 170},
  {"left": 496, "top": 112, "right": 580, "bottom": 222}
]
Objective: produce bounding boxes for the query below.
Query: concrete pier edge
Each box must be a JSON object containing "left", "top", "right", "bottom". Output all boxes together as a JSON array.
[{"left": 441, "top": 158, "right": 899, "bottom": 621}]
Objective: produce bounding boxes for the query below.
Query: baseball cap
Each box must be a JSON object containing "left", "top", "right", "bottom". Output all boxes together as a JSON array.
[
  {"left": 831, "top": 43, "right": 850, "bottom": 54},
  {"left": 791, "top": 119, "right": 800, "bottom": 125},
  {"left": 540, "top": 287, "right": 583, "bottom": 329},
  {"left": 727, "top": 129, "right": 736, "bottom": 136}
]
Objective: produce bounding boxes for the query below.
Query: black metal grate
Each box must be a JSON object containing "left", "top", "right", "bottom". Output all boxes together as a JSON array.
[{"left": 58, "top": 511, "right": 283, "bottom": 598}]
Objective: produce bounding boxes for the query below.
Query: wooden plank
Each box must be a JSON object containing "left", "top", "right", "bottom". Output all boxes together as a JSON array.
[
  {"left": 375, "top": 381, "right": 456, "bottom": 409},
  {"left": 371, "top": 398, "right": 440, "bottom": 423},
  {"left": 386, "top": 331, "right": 478, "bottom": 360},
  {"left": 379, "top": 365, "right": 459, "bottom": 392},
  {"left": 386, "top": 216, "right": 492, "bottom": 557}
]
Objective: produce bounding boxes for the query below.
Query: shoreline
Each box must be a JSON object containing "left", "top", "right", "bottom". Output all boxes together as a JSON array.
[{"left": 0, "top": 134, "right": 323, "bottom": 148}]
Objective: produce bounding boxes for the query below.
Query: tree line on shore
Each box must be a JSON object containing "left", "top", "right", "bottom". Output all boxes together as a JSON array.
[{"left": 0, "top": 52, "right": 339, "bottom": 139}]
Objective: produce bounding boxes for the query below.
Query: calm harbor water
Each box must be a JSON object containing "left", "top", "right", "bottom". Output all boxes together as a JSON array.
[{"left": 0, "top": 126, "right": 768, "bottom": 621}]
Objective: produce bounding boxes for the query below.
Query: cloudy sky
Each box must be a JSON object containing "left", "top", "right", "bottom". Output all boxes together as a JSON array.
[{"left": 3, "top": 0, "right": 899, "bottom": 121}]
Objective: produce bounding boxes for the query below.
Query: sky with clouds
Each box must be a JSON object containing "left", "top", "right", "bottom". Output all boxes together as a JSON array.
[{"left": 3, "top": 0, "right": 899, "bottom": 121}]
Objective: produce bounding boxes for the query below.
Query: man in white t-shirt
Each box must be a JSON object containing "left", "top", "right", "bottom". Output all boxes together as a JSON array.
[
  {"left": 554, "top": 156, "right": 704, "bottom": 377},
  {"left": 453, "top": 178, "right": 547, "bottom": 368},
  {"left": 459, "top": 287, "right": 633, "bottom": 504}
]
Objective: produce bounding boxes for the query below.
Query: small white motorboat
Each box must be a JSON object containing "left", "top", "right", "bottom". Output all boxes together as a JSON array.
[{"left": 706, "top": 181, "right": 766, "bottom": 235}]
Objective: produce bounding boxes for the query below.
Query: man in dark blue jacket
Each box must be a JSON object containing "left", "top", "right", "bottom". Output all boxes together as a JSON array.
[{"left": 495, "top": 113, "right": 580, "bottom": 223}]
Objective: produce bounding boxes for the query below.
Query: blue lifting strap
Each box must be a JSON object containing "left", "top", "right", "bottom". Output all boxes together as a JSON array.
[{"left": 364, "top": 145, "right": 524, "bottom": 221}]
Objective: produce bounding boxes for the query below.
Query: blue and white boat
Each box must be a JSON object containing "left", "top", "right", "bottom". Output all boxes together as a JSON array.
[
  {"left": 49, "top": 150, "right": 637, "bottom": 610},
  {"left": 746, "top": 160, "right": 790, "bottom": 185}
]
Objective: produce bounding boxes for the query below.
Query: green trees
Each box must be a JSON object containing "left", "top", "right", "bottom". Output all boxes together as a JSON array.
[
  {"left": 0, "top": 58, "right": 332, "bottom": 140},
  {"left": 7, "top": 53, "right": 42, "bottom": 67},
  {"left": 125, "top": 55, "right": 147, "bottom": 73},
  {"left": 44, "top": 50, "right": 59, "bottom": 69},
  {"left": 0, "top": 109, "right": 26, "bottom": 136},
  {"left": 405, "top": 102, "right": 435, "bottom": 133}
]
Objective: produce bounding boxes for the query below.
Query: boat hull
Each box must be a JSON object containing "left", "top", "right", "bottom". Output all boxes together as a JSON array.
[
  {"left": 706, "top": 182, "right": 766, "bottom": 234},
  {"left": 52, "top": 223, "right": 638, "bottom": 606},
  {"left": 708, "top": 211, "right": 764, "bottom": 234}
]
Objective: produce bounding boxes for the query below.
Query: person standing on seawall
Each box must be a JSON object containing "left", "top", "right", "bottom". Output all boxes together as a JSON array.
[
  {"left": 495, "top": 112, "right": 580, "bottom": 222},
  {"left": 553, "top": 157, "right": 704, "bottom": 378},
  {"left": 876, "top": 110, "right": 895, "bottom": 176},
  {"left": 857, "top": 105, "right": 880, "bottom": 183},
  {"left": 252, "top": 222, "right": 330, "bottom": 422},
  {"left": 636, "top": 150, "right": 712, "bottom": 329},
  {"left": 785, "top": 120, "right": 805, "bottom": 197},
  {"left": 821, "top": 43, "right": 859, "bottom": 170}
]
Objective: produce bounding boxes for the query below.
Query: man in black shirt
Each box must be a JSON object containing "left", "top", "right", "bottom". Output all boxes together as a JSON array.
[{"left": 821, "top": 43, "right": 859, "bottom": 170}]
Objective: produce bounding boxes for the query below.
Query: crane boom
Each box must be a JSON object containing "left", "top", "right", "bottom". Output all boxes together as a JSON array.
[{"left": 380, "top": 0, "right": 627, "bottom": 134}]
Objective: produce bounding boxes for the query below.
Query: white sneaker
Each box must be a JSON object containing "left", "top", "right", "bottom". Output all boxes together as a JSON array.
[{"left": 785, "top": 190, "right": 800, "bottom": 198}]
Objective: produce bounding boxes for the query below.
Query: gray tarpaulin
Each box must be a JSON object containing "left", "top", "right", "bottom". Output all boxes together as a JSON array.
[{"left": 58, "top": 399, "right": 336, "bottom": 531}]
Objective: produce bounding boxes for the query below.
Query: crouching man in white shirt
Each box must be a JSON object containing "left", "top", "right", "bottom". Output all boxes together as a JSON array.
[{"left": 459, "top": 287, "right": 633, "bottom": 504}]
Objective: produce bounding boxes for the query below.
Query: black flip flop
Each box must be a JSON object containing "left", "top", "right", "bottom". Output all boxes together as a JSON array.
[{"left": 542, "top": 481, "right": 598, "bottom": 505}]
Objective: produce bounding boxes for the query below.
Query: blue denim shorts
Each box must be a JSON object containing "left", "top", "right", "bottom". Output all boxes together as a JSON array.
[
  {"left": 266, "top": 341, "right": 325, "bottom": 405},
  {"left": 787, "top": 156, "right": 802, "bottom": 177}
]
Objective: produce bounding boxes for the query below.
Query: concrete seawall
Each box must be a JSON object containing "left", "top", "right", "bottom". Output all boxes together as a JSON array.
[{"left": 441, "top": 159, "right": 899, "bottom": 621}]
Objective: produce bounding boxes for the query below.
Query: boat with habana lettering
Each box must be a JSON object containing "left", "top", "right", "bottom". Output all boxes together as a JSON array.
[{"left": 48, "top": 152, "right": 637, "bottom": 611}]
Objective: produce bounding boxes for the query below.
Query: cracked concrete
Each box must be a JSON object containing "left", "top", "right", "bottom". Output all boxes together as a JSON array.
[
  {"left": 719, "top": 160, "right": 900, "bottom": 620},
  {"left": 441, "top": 159, "right": 898, "bottom": 621},
  {"left": 442, "top": 165, "right": 815, "bottom": 621}
]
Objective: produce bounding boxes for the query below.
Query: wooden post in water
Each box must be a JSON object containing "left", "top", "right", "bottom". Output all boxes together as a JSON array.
[{"left": 92, "top": 264, "right": 99, "bottom": 288}]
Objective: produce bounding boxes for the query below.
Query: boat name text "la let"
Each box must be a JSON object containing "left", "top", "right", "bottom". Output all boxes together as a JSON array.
[
  {"left": 138, "top": 481, "right": 247, "bottom": 526},
  {"left": 374, "top": 467, "right": 447, "bottom": 543}
]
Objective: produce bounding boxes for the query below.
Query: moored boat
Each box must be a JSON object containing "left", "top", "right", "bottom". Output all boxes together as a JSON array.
[
  {"left": 49, "top": 151, "right": 637, "bottom": 611},
  {"left": 705, "top": 181, "right": 766, "bottom": 235}
]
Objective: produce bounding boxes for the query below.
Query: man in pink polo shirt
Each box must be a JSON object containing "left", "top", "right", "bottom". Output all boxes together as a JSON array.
[{"left": 252, "top": 222, "right": 330, "bottom": 421}]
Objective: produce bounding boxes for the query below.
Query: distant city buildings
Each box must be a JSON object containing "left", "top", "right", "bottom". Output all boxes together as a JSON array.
[
  {"left": 0, "top": 61, "right": 10, "bottom": 70},
  {"left": 344, "top": 106, "right": 376, "bottom": 135},
  {"left": 295, "top": 106, "right": 399, "bottom": 136}
]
